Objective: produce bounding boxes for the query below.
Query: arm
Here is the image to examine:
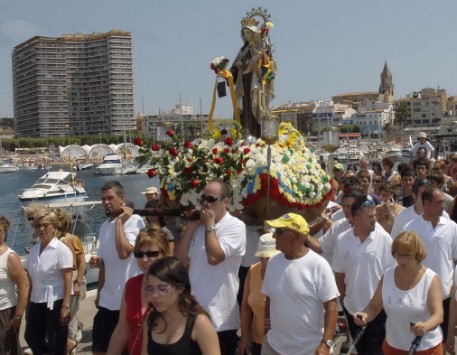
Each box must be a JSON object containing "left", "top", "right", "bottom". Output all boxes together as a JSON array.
[
  {"left": 107, "top": 289, "right": 131, "bottom": 354},
  {"left": 264, "top": 296, "right": 271, "bottom": 334},
  {"left": 59, "top": 267, "right": 73, "bottom": 324},
  {"left": 412, "top": 275, "right": 443, "bottom": 336},
  {"left": 201, "top": 206, "right": 225, "bottom": 265},
  {"left": 334, "top": 272, "right": 346, "bottom": 306},
  {"left": 354, "top": 276, "right": 384, "bottom": 325},
  {"left": 314, "top": 298, "right": 338, "bottom": 355},
  {"left": 174, "top": 220, "right": 200, "bottom": 267},
  {"left": 239, "top": 269, "right": 253, "bottom": 355},
  {"left": 7, "top": 253, "right": 30, "bottom": 331},
  {"left": 446, "top": 285, "right": 457, "bottom": 354},
  {"left": 141, "top": 316, "right": 149, "bottom": 355},
  {"left": 193, "top": 314, "right": 222, "bottom": 355},
  {"left": 115, "top": 209, "right": 135, "bottom": 259},
  {"left": 305, "top": 234, "right": 323, "bottom": 254},
  {"left": 95, "top": 259, "right": 105, "bottom": 308},
  {"left": 73, "top": 250, "right": 86, "bottom": 297}
]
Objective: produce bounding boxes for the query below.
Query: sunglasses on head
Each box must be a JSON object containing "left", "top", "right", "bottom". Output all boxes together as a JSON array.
[
  {"left": 133, "top": 250, "right": 160, "bottom": 258},
  {"left": 200, "top": 194, "right": 220, "bottom": 203}
]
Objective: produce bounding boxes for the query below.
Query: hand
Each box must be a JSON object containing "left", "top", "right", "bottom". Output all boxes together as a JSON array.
[
  {"left": 200, "top": 206, "right": 215, "bottom": 227},
  {"left": 73, "top": 282, "right": 81, "bottom": 296},
  {"left": 353, "top": 312, "right": 368, "bottom": 326},
  {"left": 314, "top": 343, "right": 330, "bottom": 355},
  {"left": 59, "top": 307, "right": 71, "bottom": 325},
  {"left": 446, "top": 336, "right": 455, "bottom": 355},
  {"left": 410, "top": 322, "right": 426, "bottom": 336},
  {"left": 89, "top": 255, "right": 101, "bottom": 269},
  {"left": 238, "top": 336, "right": 249, "bottom": 355},
  {"left": 118, "top": 206, "right": 132, "bottom": 224},
  {"left": 8, "top": 317, "right": 22, "bottom": 332}
]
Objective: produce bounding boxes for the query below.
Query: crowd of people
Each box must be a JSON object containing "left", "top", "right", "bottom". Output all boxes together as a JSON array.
[{"left": 5, "top": 131, "right": 457, "bottom": 354}]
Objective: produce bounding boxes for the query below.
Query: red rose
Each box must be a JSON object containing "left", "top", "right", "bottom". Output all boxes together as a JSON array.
[
  {"left": 166, "top": 130, "right": 175, "bottom": 137},
  {"left": 189, "top": 178, "right": 200, "bottom": 188},
  {"left": 133, "top": 137, "right": 143, "bottom": 146},
  {"left": 223, "top": 148, "right": 229, "bottom": 154},
  {"left": 243, "top": 147, "right": 250, "bottom": 154},
  {"left": 212, "top": 148, "right": 218, "bottom": 154},
  {"left": 213, "top": 157, "right": 224, "bottom": 164},
  {"left": 168, "top": 147, "right": 179, "bottom": 156},
  {"left": 147, "top": 169, "right": 158, "bottom": 178},
  {"left": 150, "top": 143, "right": 160, "bottom": 151},
  {"left": 184, "top": 140, "right": 193, "bottom": 149},
  {"left": 224, "top": 137, "right": 234, "bottom": 146}
]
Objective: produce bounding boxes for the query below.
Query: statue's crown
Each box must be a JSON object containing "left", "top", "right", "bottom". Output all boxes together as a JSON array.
[{"left": 241, "top": 17, "right": 259, "bottom": 27}]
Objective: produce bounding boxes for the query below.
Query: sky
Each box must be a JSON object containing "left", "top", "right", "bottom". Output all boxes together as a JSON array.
[{"left": 1, "top": 0, "right": 457, "bottom": 119}]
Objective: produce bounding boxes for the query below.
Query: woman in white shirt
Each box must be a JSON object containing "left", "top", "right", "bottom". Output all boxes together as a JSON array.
[
  {"left": 24, "top": 209, "right": 73, "bottom": 355},
  {"left": 355, "top": 231, "right": 443, "bottom": 354}
]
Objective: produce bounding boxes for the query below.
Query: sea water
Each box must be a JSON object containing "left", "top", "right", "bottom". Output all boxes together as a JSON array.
[{"left": 0, "top": 167, "right": 159, "bottom": 254}]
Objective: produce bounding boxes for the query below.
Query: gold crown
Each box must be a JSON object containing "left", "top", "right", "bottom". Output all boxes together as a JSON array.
[
  {"left": 240, "top": 7, "right": 271, "bottom": 28},
  {"left": 241, "top": 17, "right": 259, "bottom": 27}
]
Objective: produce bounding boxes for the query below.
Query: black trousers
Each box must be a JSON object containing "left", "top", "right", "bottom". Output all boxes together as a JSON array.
[
  {"left": 344, "top": 306, "right": 386, "bottom": 355},
  {"left": 217, "top": 329, "right": 239, "bottom": 355},
  {"left": 25, "top": 299, "right": 68, "bottom": 355}
]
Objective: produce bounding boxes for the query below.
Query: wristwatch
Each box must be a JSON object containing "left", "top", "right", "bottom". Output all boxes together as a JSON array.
[
  {"left": 321, "top": 339, "right": 332, "bottom": 348},
  {"left": 206, "top": 225, "right": 216, "bottom": 232}
]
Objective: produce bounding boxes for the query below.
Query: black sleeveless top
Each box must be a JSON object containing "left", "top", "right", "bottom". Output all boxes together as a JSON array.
[{"left": 147, "top": 314, "right": 202, "bottom": 355}]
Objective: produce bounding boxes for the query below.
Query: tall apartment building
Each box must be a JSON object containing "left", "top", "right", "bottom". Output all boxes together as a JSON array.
[
  {"left": 12, "top": 30, "right": 135, "bottom": 137},
  {"left": 409, "top": 88, "right": 447, "bottom": 127}
]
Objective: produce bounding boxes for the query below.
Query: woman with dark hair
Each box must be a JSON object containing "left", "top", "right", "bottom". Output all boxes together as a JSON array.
[
  {"left": 141, "top": 256, "right": 220, "bottom": 355},
  {"left": 372, "top": 160, "right": 383, "bottom": 177},
  {"left": 382, "top": 157, "right": 399, "bottom": 181},
  {"left": 376, "top": 181, "right": 405, "bottom": 234}
]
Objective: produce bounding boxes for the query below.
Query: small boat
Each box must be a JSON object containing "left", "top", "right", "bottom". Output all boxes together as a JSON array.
[
  {"left": 0, "top": 161, "right": 19, "bottom": 173},
  {"left": 18, "top": 171, "right": 87, "bottom": 204},
  {"left": 383, "top": 148, "right": 403, "bottom": 161},
  {"left": 95, "top": 154, "right": 123, "bottom": 175},
  {"left": 75, "top": 158, "right": 94, "bottom": 171}
]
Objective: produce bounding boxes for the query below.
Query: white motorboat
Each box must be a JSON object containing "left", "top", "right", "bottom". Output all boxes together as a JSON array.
[
  {"left": 383, "top": 148, "right": 403, "bottom": 161},
  {"left": 95, "top": 154, "right": 123, "bottom": 175},
  {"left": 0, "top": 161, "right": 19, "bottom": 173},
  {"left": 18, "top": 171, "right": 87, "bottom": 204}
]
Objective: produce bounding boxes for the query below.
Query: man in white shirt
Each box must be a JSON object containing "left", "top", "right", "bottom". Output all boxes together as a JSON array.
[
  {"left": 90, "top": 181, "right": 145, "bottom": 355},
  {"left": 261, "top": 213, "right": 339, "bottom": 355},
  {"left": 175, "top": 180, "right": 246, "bottom": 355},
  {"left": 401, "top": 187, "right": 457, "bottom": 345},
  {"left": 333, "top": 196, "right": 394, "bottom": 355},
  {"left": 410, "top": 132, "right": 435, "bottom": 160}
]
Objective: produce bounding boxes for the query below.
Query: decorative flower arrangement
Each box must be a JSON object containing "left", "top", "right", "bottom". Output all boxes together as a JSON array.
[
  {"left": 134, "top": 121, "right": 332, "bottom": 216},
  {"left": 210, "top": 57, "right": 230, "bottom": 74}
]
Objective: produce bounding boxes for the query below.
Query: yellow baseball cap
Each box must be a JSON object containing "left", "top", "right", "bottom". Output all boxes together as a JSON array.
[{"left": 265, "top": 213, "right": 309, "bottom": 235}]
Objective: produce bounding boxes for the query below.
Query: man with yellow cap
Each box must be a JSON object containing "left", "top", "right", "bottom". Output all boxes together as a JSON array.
[{"left": 260, "top": 213, "right": 339, "bottom": 355}]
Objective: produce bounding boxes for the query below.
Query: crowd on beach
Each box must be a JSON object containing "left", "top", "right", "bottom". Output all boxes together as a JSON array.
[{"left": 4, "top": 131, "right": 457, "bottom": 354}]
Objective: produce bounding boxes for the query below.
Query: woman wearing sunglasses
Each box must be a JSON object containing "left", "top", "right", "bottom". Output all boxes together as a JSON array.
[
  {"left": 141, "top": 256, "right": 220, "bottom": 355},
  {"left": 107, "top": 225, "right": 171, "bottom": 355}
]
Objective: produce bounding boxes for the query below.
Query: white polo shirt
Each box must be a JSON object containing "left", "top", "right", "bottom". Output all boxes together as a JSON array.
[
  {"left": 27, "top": 237, "right": 73, "bottom": 309},
  {"left": 98, "top": 214, "right": 145, "bottom": 310},
  {"left": 403, "top": 215, "right": 457, "bottom": 298},
  {"left": 332, "top": 226, "right": 394, "bottom": 315}
]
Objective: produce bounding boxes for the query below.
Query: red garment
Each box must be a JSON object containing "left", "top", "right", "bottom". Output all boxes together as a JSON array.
[
  {"left": 382, "top": 339, "right": 442, "bottom": 355},
  {"left": 125, "top": 274, "right": 151, "bottom": 355}
]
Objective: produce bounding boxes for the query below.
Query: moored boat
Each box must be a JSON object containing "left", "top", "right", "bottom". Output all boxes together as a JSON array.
[
  {"left": 17, "top": 171, "right": 87, "bottom": 204},
  {"left": 95, "top": 154, "right": 123, "bottom": 175}
]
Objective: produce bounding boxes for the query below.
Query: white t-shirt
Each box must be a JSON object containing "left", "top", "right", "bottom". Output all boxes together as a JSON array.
[
  {"left": 331, "top": 209, "right": 345, "bottom": 222},
  {"left": 383, "top": 266, "right": 442, "bottom": 351},
  {"left": 403, "top": 215, "right": 457, "bottom": 298},
  {"left": 319, "top": 218, "right": 351, "bottom": 264},
  {"left": 262, "top": 250, "right": 339, "bottom": 355},
  {"left": 410, "top": 141, "right": 434, "bottom": 159},
  {"left": 188, "top": 212, "right": 246, "bottom": 331},
  {"left": 28, "top": 237, "right": 73, "bottom": 309},
  {"left": 0, "top": 248, "right": 17, "bottom": 310},
  {"left": 332, "top": 227, "right": 394, "bottom": 315},
  {"left": 97, "top": 214, "right": 145, "bottom": 310}
]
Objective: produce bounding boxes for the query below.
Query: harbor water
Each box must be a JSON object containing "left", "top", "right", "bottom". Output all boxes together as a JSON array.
[{"left": 0, "top": 167, "right": 159, "bottom": 254}]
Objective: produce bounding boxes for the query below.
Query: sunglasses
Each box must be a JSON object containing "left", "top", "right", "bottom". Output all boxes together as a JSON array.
[
  {"left": 361, "top": 199, "right": 376, "bottom": 208},
  {"left": 133, "top": 250, "right": 160, "bottom": 258},
  {"left": 274, "top": 228, "right": 290, "bottom": 235},
  {"left": 200, "top": 194, "right": 220, "bottom": 204},
  {"left": 373, "top": 180, "right": 382, "bottom": 183},
  {"left": 144, "top": 284, "right": 171, "bottom": 296},
  {"left": 35, "top": 223, "right": 51, "bottom": 229}
]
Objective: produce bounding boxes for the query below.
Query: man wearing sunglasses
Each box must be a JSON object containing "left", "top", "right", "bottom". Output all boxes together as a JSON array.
[
  {"left": 261, "top": 213, "right": 339, "bottom": 355},
  {"left": 175, "top": 180, "right": 246, "bottom": 355}
]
